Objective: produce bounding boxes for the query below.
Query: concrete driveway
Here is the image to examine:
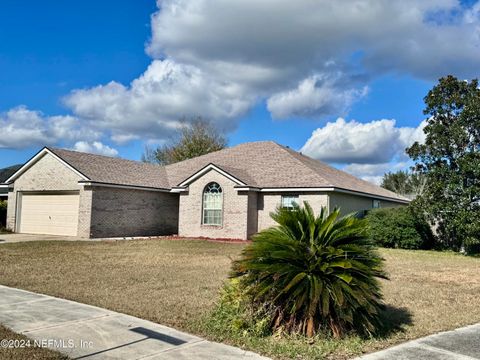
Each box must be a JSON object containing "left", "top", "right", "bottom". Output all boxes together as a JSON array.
[
  {"left": 0, "top": 233, "right": 82, "bottom": 244},
  {"left": 0, "top": 285, "right": 269, "bottom": 359}
]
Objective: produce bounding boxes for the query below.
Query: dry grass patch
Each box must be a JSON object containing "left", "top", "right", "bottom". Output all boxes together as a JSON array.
[
  {"left": 0, "top": 240, "right": 479, "bottom": 359},
  {"left": 374, "top": 249, "right": 480, "bottom": 348},
  {"left": 0, "top": 239, "right": 243, "bottom": 329}
]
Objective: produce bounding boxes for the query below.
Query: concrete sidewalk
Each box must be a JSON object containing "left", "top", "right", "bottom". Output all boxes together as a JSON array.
[
  {"left": 357, "top": 323, "right": 480, "bottom": 359},
  {"left": 0, "top": 285, "right": 269, "bottom": 359}
]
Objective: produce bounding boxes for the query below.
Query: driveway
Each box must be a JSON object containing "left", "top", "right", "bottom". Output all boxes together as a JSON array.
[
  {"left": 0, "top": 233, "right": 82, "bottom": 244},
  {"left": 0, "top": 285, "right": 268, "bottom": 359}
]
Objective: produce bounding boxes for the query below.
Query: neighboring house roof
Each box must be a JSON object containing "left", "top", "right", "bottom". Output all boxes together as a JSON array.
[
  {"left": 0, "top": 164, "right": 22, "bottom": 196},
  {"left": 0, "top": 164, "right": 22, "bottom": 183},
  {"left": 6, "top": 142, "right": 408, "bottom": 202}
]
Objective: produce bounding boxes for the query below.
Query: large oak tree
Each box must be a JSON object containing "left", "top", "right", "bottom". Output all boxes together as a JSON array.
[{"left": 407, "top": 76, "right": 480, "bottom": 252}]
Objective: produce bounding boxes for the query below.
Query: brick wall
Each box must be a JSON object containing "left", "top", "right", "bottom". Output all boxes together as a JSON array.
[
  {"left": 89, "top": 186, "right": 179, "bottom": 238},
  {"left": 246, "top": 191, "right": 258, "bottom": 238},
  {"left": 78, "top": 186, "right": 93, "bottom": 238},
  {"left": 178, "top": 169, "right": 251, "bottom": 239}
]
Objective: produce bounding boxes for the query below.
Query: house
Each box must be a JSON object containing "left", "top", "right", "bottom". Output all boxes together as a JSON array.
[
  {"left": 3, "top": 141, "right": 408, "bottom": 239},
  {"left": 0, "top": 164, "right": 22, "bottom": 200}
]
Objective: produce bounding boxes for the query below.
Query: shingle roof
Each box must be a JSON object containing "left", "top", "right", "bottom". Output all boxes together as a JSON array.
[
  {"left": 164, "top": 141, "right": 407, "bottom": 201},
  {"left": 45, "top": 142, "right": 406, "bottom": 202},
  {"left": 48, "top": 148, "right": 170, "bottom": 189}
]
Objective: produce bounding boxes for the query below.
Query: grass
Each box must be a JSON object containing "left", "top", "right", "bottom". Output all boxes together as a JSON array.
[
  {"left": 0, "top": 325, "right": 67, "bottom": 360},
  {"left": 0, "top": 239, "right": 479, "bottom": 359}
]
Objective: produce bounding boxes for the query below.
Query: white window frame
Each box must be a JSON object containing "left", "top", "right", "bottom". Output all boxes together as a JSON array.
[
  {"left": 281, "top": 195, "right": 299, "bottom": 210},
  {"left": 373, "top": 199, "right": 381, "bottom": 209},
  {"left": 202, "top": 182, "right": 223, "bottom": 226}
]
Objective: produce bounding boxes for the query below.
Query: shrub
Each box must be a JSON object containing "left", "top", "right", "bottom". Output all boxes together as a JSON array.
[
  {"left": 231, "top": 202, "right": 387, "bottom": 338},
  {"left": 366, "top": 206, "right": 434, "bottom": 250}
]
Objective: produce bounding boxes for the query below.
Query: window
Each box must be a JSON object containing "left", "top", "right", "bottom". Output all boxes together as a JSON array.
[
  {"left": 372, "top": 199, "right": 381, "bottom": 209},
  {"left": 281, "top": 195, "right": 299, "bottom": 210},
  {"left": 203, "top": 182, "right": 223, "bottom": 225}
]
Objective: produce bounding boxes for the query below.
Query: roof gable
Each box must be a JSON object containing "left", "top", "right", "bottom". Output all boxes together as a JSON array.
[
  {"left": 47, "top": 148, "right": 170, "bottom": 189},
  {"left": 6, "top": 148, "right": 90, "bottom": 183},
  {"left": 177, "top": 163, "right": 249, "bottom": 187}
]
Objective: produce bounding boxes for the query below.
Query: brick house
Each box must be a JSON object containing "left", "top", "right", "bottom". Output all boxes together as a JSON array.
[{"left": 3, "top": 141, "right": 408, "bottom": 239}]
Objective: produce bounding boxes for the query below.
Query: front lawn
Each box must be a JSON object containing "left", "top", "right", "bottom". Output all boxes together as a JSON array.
[{"left": 0, "top": 239, "right": 479, "bottom": 359}]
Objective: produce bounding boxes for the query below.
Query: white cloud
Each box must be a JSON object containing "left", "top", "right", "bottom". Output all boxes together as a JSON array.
[
  {"left": 147, "top": 0, "right": 480, "bottom": 116},
  {"left": 64, "top": 60, "right": 256, "bottom": 143},
  {"left": 342, "top": 162, "right": 409, "bottom": 185},
  {"left": 0, "top": 106, "right": 99, "bottom": 149},
  {"left": 301, "top": 118, "right": 426, "bottom": 164},
  {"left": 267, "top": 75, "right": 368, "bottom": 119},
  {"left": 301, "top": 117, "right": 427, "bottom": 184},
  {"left": 72, "top": 141, "right": 118, "bottom": 157},
  {"left": 61, "top": 0, "right": 480, "bottom": 142}
]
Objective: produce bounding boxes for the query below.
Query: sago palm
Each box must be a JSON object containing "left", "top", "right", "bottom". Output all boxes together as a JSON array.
[{"left": 231, "top": 202, "right": 387, "bottom": 337}]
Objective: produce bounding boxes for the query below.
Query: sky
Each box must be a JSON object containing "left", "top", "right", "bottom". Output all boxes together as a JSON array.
[{"left": 0, "top": 0, "right": 479, "bottom": 184}]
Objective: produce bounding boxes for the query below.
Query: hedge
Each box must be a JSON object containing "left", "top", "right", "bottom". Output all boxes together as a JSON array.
[{"left": 366, "top": 206, "right": 435, "bottom": 250}]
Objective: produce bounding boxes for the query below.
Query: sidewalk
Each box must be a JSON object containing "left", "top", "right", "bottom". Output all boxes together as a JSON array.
[
  {"left": 0, "top": 285, "right": 269, "bottom": 359},
  {"left": 357, "top": 323, "right": 480, "bottom": 360}
]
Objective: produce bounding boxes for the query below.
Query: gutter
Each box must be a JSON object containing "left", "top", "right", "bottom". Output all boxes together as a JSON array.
[
  {"left": 233, "top": 185, "right": 409, "bottom": 204},
  {"left": 78, "top": 181, "right": 172, "bottom": 193}
]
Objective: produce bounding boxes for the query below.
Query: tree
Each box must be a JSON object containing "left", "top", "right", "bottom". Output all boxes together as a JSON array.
[
  {"left": 381, "top": 170, "right": 427, "bottom": 198},
  {"left": 231, "top": 202, "right": 387, "bottom": 338},
  {"left": 142, "top": 118, "right": 227, "bottom": 165},
  {"left": 407, "top": 75, "right": 480, "bottom": 252},
  {"left": 381, "top": 170, "right": 410, "bottom": 195}
]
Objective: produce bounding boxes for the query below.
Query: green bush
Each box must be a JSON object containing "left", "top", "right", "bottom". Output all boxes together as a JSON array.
[
  {"left": 230, "top": 202, "right": 387, "bottom": 338},
  {"left": 366, "top": 206, "right": 434, "bottom": 250}
]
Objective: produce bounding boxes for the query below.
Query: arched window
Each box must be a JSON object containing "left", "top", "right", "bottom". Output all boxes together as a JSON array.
[{"left": 202, "top": 182, "right": 223, "bottom": 225}]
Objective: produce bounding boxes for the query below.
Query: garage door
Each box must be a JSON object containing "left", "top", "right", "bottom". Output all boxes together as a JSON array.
[{"left": 18, "top": 193, "right": 80, "bottom": 236}]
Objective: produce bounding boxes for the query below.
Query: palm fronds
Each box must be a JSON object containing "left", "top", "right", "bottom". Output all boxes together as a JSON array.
[{"left": 231, "top": 202, "right": 387, "bottom": 337}]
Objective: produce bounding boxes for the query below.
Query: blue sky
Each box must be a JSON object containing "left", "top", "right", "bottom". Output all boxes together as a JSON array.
[{"left": 1, "top": 1, "right": 478, "bottom": 183}]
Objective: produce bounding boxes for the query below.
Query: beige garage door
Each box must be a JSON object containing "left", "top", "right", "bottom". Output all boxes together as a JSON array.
[{"left": 19, "top": 193, "right": 80, "bottom": 236}]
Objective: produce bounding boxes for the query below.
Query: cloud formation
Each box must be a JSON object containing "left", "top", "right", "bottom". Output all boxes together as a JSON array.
[
  {"left": 72, "top": 141, "right": 118, "bottom": 157},
  {"left": 267, "top": 75, "right": 368, "bottom": 119},
  {"left": 64, "top": 60, "right": 255, "bottom": 143},
  {"left": 301, "top": 118, "right": 426, "bottom": 164},
  {"left": 343, "top": 162, "right": 409, "bottom": 185},
  {"left": 2, "top": 0, "right": 480, "bottom": 150},
  {"left": 0, "top": 106, "right": 99, "bottom": 149},
  {"left": 301, "top": 117, "right": 426, "bottom": 183},
  {"left": 61, "top": 0, "right": 480, "bottom": 142}
]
